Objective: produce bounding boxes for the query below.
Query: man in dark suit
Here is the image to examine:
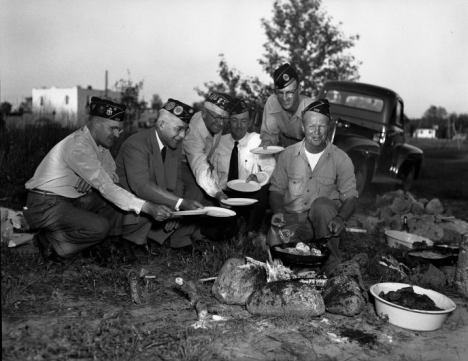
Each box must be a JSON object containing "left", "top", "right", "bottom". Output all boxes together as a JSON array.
[{"left": 115, "top": 99, "right": 203, "bottom": 259}]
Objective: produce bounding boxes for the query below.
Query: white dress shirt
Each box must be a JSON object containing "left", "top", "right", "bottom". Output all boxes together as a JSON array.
[{"left": 211, "top": 132, "right": 276, "bottom": 190}]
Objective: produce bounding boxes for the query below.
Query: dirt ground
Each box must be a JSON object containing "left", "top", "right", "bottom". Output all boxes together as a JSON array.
[{"left": 2, "top": 141, "right": 468, "bottom": 361}]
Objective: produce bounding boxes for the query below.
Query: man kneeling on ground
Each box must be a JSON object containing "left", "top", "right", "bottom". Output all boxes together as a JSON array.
[
  {"left": 268, "top": 99, "right": 358, "bottom": 276},
  {"left": 23, "top": 97, "right": 173, "bottom": 263}
]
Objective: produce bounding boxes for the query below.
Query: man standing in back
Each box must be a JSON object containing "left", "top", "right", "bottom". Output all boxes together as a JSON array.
[{"left": 260, "top": 63, "right": 313, "bottom": 148}]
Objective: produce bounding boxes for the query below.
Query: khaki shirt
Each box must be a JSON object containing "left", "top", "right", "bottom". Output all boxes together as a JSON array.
[
  {"left": 270, "top": 140, "right": 358, "bottom": 213},
  {"left": 25, "top": 126, "right": 145, "bottom": 213},
  {"left": 260, "top": 94, "right": 313, "bottom": 147},
  {"left": 182, "top": 111, "right": 222, "bottom": 197}
]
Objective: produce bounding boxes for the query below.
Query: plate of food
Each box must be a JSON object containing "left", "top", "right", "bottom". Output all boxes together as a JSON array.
[
  {"left": 221, "top": 198, "right": 258, "bottom": 206},
  {"left": 227, "top": 179, "right": 261, "bottom": 192},
  {"left": 203, "top": 206, "right": 236, "bottom": 217},
  {"left": 250, "top": 146, "right": 284, "bottom": 155},
  {"left": 171, "top": 209, "right": 208, "bottom": 216}
]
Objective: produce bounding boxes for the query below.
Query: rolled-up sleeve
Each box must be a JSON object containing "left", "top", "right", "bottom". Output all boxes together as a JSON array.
[
  {"left": 184, "top": 129, "right": 221, "bottom": 198},
  {"left": 68, "top": 143, "right": 145, "bottom": 213},
  {"left": 336, "top": 156, "right": 359, "bottom": 201},
  {"left": 260, "top": 97, "right": 280, "bottom": 146}
]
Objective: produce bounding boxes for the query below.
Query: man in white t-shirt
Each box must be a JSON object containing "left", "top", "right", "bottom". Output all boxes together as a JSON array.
[{"left": 269, "top": 99, "right": 358, "bottom": 275}]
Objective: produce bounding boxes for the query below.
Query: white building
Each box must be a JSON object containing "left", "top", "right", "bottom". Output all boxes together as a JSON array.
[
  {"left": 32, "top": 86, "right": 121, "bottom": 126},
  {"left": 413, "top": 128, "right": 437, "bottom": 139}
]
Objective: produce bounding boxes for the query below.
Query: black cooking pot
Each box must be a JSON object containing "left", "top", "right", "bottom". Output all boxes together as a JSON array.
[{"left": 270, "top": 241, "right": 331, "bottom": 267}]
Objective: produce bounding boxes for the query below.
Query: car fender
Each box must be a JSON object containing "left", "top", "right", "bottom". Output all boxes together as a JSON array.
[
  {"left": 393, "top": 143, "right": 424, "bottom": 177},
  {"left": 333, "top": 135, "right": 380, "bottom": 159}
]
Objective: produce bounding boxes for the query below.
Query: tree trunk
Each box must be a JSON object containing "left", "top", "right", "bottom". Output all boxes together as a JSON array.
[{"left": 454, "top": 233, "right": 468, "bottom": 297}]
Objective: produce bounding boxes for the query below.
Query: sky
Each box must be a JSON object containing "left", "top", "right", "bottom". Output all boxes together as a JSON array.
[{"left": 1, "top": 0, "right": 467, "bottom": 118}]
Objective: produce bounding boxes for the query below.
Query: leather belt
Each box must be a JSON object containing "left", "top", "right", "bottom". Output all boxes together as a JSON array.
[{"left": 29, "top": 188, "right": 58, "bottom": 196}]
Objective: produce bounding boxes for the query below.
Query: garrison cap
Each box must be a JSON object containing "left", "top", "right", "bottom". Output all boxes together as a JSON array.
[
  {"left": 303, "top": 98, "right": 331, "bottom": 119},
  {"left": 161, "top": 98, "right": 194, "bottom": 123},
  {"left": 204, "top": 92, "right": 232, "bottom": 116},
  {"left": 273, "top": 63, "right": 299, "bottom": 90},
  {"left": 228, "top": 98, "right": 250, "bottom": 115},
  {"left": 89, "top": 97, "right": 126, "bottom": 122}
]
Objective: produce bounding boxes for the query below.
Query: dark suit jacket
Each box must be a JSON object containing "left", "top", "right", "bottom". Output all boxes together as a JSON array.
[{"left": 115, "top": 128, "right": 184, "bottom": 223}]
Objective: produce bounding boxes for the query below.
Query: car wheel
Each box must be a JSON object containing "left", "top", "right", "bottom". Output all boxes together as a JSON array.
[
  {"left": 354, "top": 161, "right": 368, "bottom": 197},
  {"left": 398, "top": 164, "right": 415, "bottom": 192}
]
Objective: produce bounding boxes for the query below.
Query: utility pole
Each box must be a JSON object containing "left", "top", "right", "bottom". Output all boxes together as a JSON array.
[{"left": 105, "top": 70, "right": 108, "bottom": 98}]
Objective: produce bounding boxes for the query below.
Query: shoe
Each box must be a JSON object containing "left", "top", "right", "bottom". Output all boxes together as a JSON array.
[
  {"left": 116, "top": 238, "right": 138, "bottom": 264},
  {"left": 33, "top": 233, "right": 63, "bottom": 264},
  {"left": 143, "top": 239, "right": 166, "bottom": 256}
]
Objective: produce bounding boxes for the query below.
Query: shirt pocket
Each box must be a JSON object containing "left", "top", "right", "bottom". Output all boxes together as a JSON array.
[
  {"left": 288, "top": 176, "right": 304, "bottom": 198},
  {"left": 316, "top": 176, "right": 335, "bottom": 195}
]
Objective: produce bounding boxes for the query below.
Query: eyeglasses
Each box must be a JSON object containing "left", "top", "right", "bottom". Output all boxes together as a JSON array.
[
  {"left": 173, "top": 125, "right": 190, "bottom": 137},
  {"left": 276, "top": 87, "right": 298, "bottom": 99},
  {"left": 206, "top": 108, "right": 227, "bottom": 123},
  {"left": 107, "top": 124, "right": 124, "bottom": 134}
]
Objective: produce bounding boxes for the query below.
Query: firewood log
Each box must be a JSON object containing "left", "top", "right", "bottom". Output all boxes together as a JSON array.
[{"left": 454, "top": 232, "right": 468, "bottom": 297}]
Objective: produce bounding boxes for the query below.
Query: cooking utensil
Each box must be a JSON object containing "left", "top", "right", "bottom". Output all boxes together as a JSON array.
[{"left": 271, "top": 242, "right": 331, "bottom": 266}]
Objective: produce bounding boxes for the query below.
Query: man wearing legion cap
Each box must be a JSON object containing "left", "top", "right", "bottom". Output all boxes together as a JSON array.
[
  {"left": 23, "top": 97, "right": 175, "bottom": 263},
  {"left": 209, "top": 97, "right": 276, "bottom": 239},
  {"left": 260, "top": 63, "right": 313, "bottom": 148},
  {"left": 268, "top": 99, "right": 358, "bottom": 275},
  {"left": 182, "top": 92, "right": 234, "bottom": 205},
  {"left": 115, "top": 99, "right": 204, "bottom": 257}
]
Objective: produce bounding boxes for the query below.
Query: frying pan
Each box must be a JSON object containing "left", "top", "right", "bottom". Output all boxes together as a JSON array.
[{"left": 271, "top": 240, "right": 331, "bottom": 266}]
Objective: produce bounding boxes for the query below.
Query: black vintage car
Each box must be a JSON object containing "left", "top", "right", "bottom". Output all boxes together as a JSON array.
[{"left": 318, "top": 81, "right": 423, "bottom": 196}]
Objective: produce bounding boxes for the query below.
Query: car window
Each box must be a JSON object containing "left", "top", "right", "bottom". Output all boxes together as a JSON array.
[{"left": 325, "top": 89, "right": 384, "bottom": 113}]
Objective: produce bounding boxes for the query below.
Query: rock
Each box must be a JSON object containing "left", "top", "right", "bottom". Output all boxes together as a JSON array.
[
  {"left": 454, "top": 233, "right": 468, "bottom": 297},
  {"left": 322, "top": 275, "right": 366, "bottom": 316},
  {"left": 369, "top": 254, "right": 409, "bottom": 282},
  {"left": 246, "top": 280, "right": 325, "bottom": 317},
  {"left": 413, "top": 219, "right": 444, "bottom": 241},
  {"left": 363, "top": 216, "right": 380, "bottom": 233},
  {"left": 332, "top": 260, "right": 365, "bottom": 290},
  {"left": 351, "top": 253, "right": 369, "bottom": 272},
  {"left": 425, "top": 198, "right": 444, "bottom": 215},
  {"left": 411, "top": 201, "right": 426, "bottom": 215},
  {"left": 212, "top": 258, "right": 266, "bottom": 305},
  {"left": 380, "top": 206, "right": 395, "bottom": 220},
  {"left": 439, "top": 219, "right": 468, "bottom": 244},
  {"left": 391, "top": 197, "right": 412, "bottom": 214},
  {"left": 376, "top": 190, "right": 405, "bottom": 208},
  {"left": 418, "top": 198, "right": 429, "bottom": 206},
  {"left": 440, "top": 266, "right": 457, "bottom": 286},
  {"left": 410, "top": 263, "right": 447, "bottom": 288}
]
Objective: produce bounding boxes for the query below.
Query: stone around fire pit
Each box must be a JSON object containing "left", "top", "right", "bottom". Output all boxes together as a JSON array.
[
  {"left": 246, "top": 280, "right": 325, "bottom": 317},
  {"left": 322, "top": 275, "right": 366, "bottom": 316},
  {"left": 212, "top": 258, "right": 266, "bottom": 305}
]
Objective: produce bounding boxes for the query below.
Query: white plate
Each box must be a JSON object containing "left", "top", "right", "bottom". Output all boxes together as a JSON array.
[
  {"left": 221, "top": 198, "right": 258, "bottom": 206},
  {"left": 203, "top": 206, "right": 236, "bottom": 217},
  {"left": 250, "top": 146, "right": 284, "bottom": 155},
  {"left": 227, "top": 179, "right": 261, "bottom": 192},
  {"left": 171, "top": 209, "right": 208, "bottom": 216}
]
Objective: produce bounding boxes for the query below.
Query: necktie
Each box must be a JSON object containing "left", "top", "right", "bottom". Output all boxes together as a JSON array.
[
  {"left": 161, "top": 147, "right": 166, "bottom": 163},
  {"left": 227, "top": 141, "right": 239, "bottom": 181}
]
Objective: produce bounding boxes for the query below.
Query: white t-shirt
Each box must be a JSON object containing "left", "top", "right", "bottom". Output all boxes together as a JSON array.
[{"left": 305, "top": 149, "right": 324, "bottom": 171}]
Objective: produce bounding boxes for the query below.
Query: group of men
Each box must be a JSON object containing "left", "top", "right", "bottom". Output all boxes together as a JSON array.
[{"left": 24, "top": 63, "right": 358, "bottom": 274}]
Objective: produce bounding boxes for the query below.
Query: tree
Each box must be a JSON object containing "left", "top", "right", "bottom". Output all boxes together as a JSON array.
[
  {"left": 195, "top": 55, "right": 272, "bottom": 131},
  {"left": 114, "top": 71, "right": 147, "bottom": 133},
  {"left": 259, "top": 0, "right": 361, "bottom": 97},
  {"left": 150, "top": 94, "right": 163, "bottom": 110},
  {"left": 195, "top": 54, "right": 271, "bottom": 105}
]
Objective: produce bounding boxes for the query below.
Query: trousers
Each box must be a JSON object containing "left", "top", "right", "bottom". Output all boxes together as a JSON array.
[{"left": 23, "top": 190, "right": 122, "bottom": 258}]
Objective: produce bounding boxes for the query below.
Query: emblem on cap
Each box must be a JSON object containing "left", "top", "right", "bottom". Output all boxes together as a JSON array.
[
  {"left": 166, "top": 102, "right": 175, "bottom": 110},
  {"left": 98, "top": 106, "right": 105, "bottom": 114},
  {"left": 283, "top": 74, "right": 290, "bottom": 81},
  {"left": 106, "top": 108, "right": 113, "bottom": 116},
  {"left": 174, "top": 106, "right": 183, "bottom": 116}
]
